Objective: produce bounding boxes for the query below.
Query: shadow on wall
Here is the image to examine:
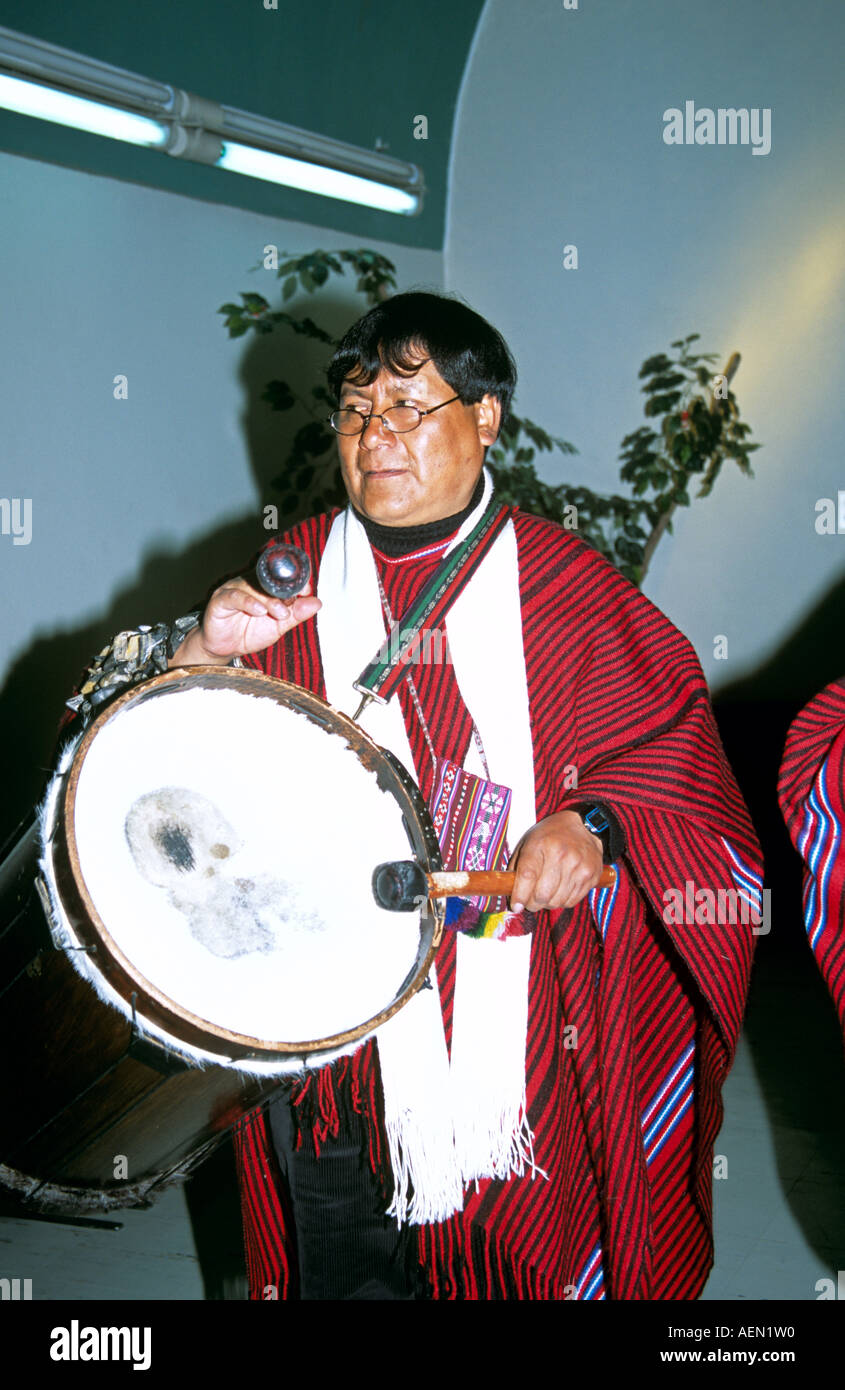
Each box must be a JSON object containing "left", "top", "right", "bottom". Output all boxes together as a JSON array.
[
  {"left": 713, "top": 567, "right": 845, "bottom": 1273},
  {"left": 0, "top": 288, "right": 361, "bottom": 854}
]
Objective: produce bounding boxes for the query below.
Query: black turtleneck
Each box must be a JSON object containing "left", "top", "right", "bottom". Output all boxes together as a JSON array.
[{"left": 351, "top": 472, "right": 486, "bottom": 558}]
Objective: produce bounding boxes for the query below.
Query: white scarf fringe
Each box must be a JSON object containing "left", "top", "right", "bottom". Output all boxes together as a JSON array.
[{"left": 378, "top": 976, "right": 464, "bottom": 1225}]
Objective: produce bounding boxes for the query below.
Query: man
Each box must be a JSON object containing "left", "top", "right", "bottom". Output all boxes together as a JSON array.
[{"left": 169, "top": 290, "right": 762, "bottom": 1300}]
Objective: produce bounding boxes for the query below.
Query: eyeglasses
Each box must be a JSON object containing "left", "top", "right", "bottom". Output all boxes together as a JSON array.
[{"left": 328, "top": 395, "right": 461, "bottom": 435}]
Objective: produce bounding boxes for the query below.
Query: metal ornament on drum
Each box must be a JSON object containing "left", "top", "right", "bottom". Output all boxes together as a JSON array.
[{"left": 0, "top": 667, "right": 444, "bottom": 1214}]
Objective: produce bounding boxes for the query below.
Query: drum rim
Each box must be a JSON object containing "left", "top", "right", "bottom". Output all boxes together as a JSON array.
[{"left": 58, "top": 666, "right": 444, "bottom": 1061}]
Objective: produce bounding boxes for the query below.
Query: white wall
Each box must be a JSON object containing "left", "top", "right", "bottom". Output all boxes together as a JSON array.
[
  {"left": 0, "top": 152, "right": 442, "bottom": 686},
  {"left": 446, "top": 0, "right": 845, "bottom": 690}
]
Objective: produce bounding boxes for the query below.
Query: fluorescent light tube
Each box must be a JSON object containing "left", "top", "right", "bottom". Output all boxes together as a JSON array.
[
  {"left": 217, "top": 140, "right": 419, "bottom": 214},
  {"left": 0, "top": 73, "right": 169, "bottom": 147}
]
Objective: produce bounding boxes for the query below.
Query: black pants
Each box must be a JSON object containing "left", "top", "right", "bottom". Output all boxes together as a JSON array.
[{"left": 268, "top": 1091, "right": 419, "bottom": 1300}]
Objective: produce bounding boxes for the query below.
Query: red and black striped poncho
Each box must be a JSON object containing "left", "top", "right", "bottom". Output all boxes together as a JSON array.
[
  {"left": 233, "top": 508, "right": 762, "bottom": 1300},
  {"left": 778, "top": 678, "right": 845, "bottom": 1043}
]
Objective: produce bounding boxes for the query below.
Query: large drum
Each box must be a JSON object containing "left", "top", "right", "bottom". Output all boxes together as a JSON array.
[{"left": 0, "top": 668, "right": 443, "bottom": 1214}]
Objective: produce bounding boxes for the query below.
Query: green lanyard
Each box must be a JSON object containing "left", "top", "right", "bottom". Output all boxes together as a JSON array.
[{"left": 352, "top": 497, "right": 511, "bottom": 720}]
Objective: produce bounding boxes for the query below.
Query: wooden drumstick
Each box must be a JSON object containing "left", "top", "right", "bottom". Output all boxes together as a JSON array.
[{"left": 373, "top": 860, "right": 616, "bottom": 912}]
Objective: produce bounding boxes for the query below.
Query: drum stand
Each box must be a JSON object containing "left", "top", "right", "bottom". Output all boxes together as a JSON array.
[{"left": 0, "top": 1198, "right": 123, "bottom": 1231}]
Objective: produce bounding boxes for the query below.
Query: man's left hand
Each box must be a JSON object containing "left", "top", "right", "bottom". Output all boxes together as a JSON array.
[{"left": 510, "top": 811, "right": 605, "bottom": 913}]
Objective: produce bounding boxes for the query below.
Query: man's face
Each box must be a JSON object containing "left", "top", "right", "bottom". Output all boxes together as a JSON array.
[{"left": 336, "top": 355, "right": 501, "bottom": 526}]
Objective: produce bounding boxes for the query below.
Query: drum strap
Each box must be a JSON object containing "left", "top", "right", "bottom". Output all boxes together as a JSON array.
[{"left": 352, "top": 495, "right": 512, "bottom": 717}]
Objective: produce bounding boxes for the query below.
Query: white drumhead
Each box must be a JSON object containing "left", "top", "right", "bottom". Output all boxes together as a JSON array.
[{"left": 71, "top": 685, "right": 421, "bottom": 1046}]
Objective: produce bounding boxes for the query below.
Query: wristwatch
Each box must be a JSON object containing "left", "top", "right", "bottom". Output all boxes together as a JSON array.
[{"left": 569, "top": 803, "right": 618, "bottom": 863}]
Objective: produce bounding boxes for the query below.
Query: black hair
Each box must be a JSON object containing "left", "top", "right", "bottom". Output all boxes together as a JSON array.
[{"left": 327, "top": 290, "right": 517, "bottom": 431}]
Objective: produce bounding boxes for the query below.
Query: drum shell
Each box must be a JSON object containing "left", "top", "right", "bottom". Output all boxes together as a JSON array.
[
  {"left": 0, "top": 819, "right": 281, "bottom": 1209},
  {"left": 0, "top": 670, "right": 443, "bottom": 1212}
]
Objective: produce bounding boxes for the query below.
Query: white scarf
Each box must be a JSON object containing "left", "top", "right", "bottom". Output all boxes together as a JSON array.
[{"left": 316, "top": 468, "right": 539, "bottom": 1223}]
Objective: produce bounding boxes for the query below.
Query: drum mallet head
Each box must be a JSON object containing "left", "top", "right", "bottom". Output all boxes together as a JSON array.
[
  {"left": 256, "top": 543, "right": 311, "bottom": 601},
  {"left": 372, "top": 860, "right": 429, "bottom": 912}
]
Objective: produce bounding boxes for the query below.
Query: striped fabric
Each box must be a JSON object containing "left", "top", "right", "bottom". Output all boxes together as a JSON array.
[
  {"left": 232, "top": 507, "right": 762, "bottom": 1299},
  {"left": 778, "top": 678, "right": 845, "bottom": 1039},
  {"left": 570, "top": 881, "right": 698, "bottom": 1303},
  {"left": 571, "top": 1031, "right": 696, "bottom": 1302}
]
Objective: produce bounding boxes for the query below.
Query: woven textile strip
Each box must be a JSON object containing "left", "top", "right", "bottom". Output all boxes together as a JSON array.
[
  {"left": 778, "top": 677, "right": 845, "bottom": 1042},
  {"left": 430, "top": 754, "right": 518, "bottom": 933},
  {"left": 432, "top": 760, "right": 510, "bottom": 876},
  {"left": 232, "top": 506, "right": 762, "bottom": 1300}
]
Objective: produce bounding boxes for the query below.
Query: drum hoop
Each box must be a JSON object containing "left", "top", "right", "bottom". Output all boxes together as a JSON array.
[{"left": 58, "top": 666, "right": 444, "bottom": 1062}]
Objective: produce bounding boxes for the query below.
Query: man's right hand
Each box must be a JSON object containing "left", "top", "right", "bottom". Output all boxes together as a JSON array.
[{"left": 168, "top": 576, "right": 321, "bottom": 668}]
